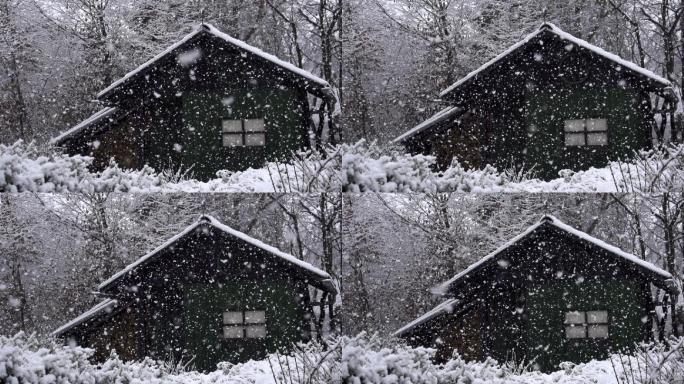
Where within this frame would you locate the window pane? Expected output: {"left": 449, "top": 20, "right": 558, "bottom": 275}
{"left": 222, "top": 120, "right": 243, "bottom": 133}
{"left": 245, "top": 133, "right": 265, "bottom": 146}
{"left": 223, "top": 133, "right": 243, "bottom": 147}
{"left": 564, "top": 311, "right": 585, "bottom": 324}
{"left": 245, "top": 325, "right": 267, "bottom": 338}
{"left": 587, "top": 311, "right": 608, "bottom": 324}
{"left": 587, "top": 132, "right": 608, "bottom": 146}
{"left": 565, "top": 325, "right": 586, "bottom": 339}
{"left": 586, "top": 119, "right": 607, "bottom": 132}
{"left": 245, "top": 311, "right": 266, "bottom": 324}
{"left": 223, "top": 326, "right": 244, "bottom": 338}
{"left": 564, "top": 119, "right": 585, "bottom": 132}
{"left": 244, "top": 119, "right": 265, "bottom": 132}
{"left": 565, "top": 132, "right": 585, "bottom": 146}
{"left": 588, "top": 325, "right": 609, "bottom": 338}
{"left": 223, "top": 311, "right": 243, "bottom": 325}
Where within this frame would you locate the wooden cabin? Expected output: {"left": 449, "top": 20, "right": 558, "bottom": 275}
{"left": 395, "top": 215, "right": 678, "bottom": 372}
{"left": 52, "top": 215, "right": 337, "bottom": 372}
{"left": 393, "top": 23, "right": 678, "bottom": 180}
{"left": 51, "top": 24, "right": 335, "bottom": 181}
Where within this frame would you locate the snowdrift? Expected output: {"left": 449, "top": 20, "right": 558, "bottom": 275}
{"left": 0, "top": 332, "right": 626, "bottom": 384}
{"left": 1, "top": 140, "right": 682, "bottom": 193}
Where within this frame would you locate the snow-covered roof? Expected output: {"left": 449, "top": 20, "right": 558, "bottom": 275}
{"left": 438, "top": 215, "right": 674, "bottom": 294}
{"left": 52, "top": 299, "right": 118, "bottom": 337}
{"left": 393, "top": 299, "right": 458, "bottom": 337}
{"left": 440, "top": 22, "right": 671, "bottom": 99}
{"left": 50, "top": 107, "right": 118, "bottom": 146}
{"left": 98, "top": 23, "right": 329, "bottom": 100}
{"left": 98, "top": 215, "right": 335, "bottom": 293}
{"left": 392, "top": 106, "right": 463, "bottom": 144}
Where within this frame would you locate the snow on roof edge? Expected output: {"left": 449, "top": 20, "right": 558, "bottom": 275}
{"left": 50, "top": 107, "right": 118, "bottom": 145}
{"left": 436, "top": 219, "right": 546, "bottom": 293}
{"left": 438, "top": 214, "right": 672, "bottom": 294}
{"left": 98, "top": 215, "right": 334, "bottom": 293}
{"left": 392, "top": 106, "right": 463, "bottom": 144}
{"left": 203, "top": 215, "right": 333, "bottom": 282}
{"left": 439, "top": 22, "right": 670, "bottom": 99}
{"left": 544, "top": 215, "right": 672, "bottom": 279}
{"left": 52, "top": 299, "right": 118, "bottom": 337}
{"left": 393, "top": 298, "right": 458, "bottom": 337}
{"left": 97, "top": 27, "right": 203, "bottom": 99}
{"left": 97, "top": 220, "right": 203, "bottom": 291}
{"left": 98, "top": 23, "right": 329, "bottom": 100}
{"left": 203, "top": 24, "right": 329, "bottom": 88}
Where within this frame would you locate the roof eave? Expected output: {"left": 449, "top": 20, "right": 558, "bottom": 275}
{"left": 393, "top": 106, "right": 464, "bottom": 144}
{"left": 50, "top": 107, "right": 120, "bottom": 147}
{"left": 51, "top": 299, "right": 119, "bottom": 337}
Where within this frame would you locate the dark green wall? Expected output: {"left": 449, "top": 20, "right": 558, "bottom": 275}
{"left": 183, "top": 279, "right": 309, "bottom": 371}
{"left": 181, "top": 86, "right": 308, "bottom": 180}
{"left": 525, "top": 280, "right": 649, "bottom": 370}
{"left": 524, "top": 87, "right": 651, "bottom": 180}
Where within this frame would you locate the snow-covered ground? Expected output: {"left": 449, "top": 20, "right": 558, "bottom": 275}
{"left": 1, "top": 140, "right": 681, "bottom": 193}
{"left": 0, "top": 332, "right": 629, "bottom": 384}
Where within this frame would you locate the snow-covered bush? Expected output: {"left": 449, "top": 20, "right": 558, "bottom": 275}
{"left": 0, "top": 141, "right": 272, "bottom": 193}
{"left": 339, "top": 333, "right": 485, "bottom": 383}
{"left": 0, "top": 141, "right": 94, "bottom": 193}
{"left": 0, "top": 332, "right": 275, "bottom": 383}
{"left": 609, "top": 145, "right": 684, "bottom": 193}
{"left": 2, "top": 140, "right": 683, "bottom": 193}
{"left": 0, "top": 332, "right": 632, "bottom": 383}
{"left": 610, "top": 337, "right": 684, "bottom": 384}
{"left": 267, "top": 147, "right": 343, "bottom": 192}
{"left": 0, "top": 332, "right": 98, "bottom": 383}
{"left": 268, "top": 333, "right": 621, "bottom": 384}
{"left": 0, "top": 141, "right": 169, "bottom": 193}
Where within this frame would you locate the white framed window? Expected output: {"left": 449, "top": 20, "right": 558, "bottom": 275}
{"left": 564, "top": 310, "right": 609, "bottom": 339}
{"left": 563, "top": 118, "right": 608, "bottom": 147}
{"left": 222, "top": 119, "right": 266, "bottom": 147}
{"left": 222, "top": 310, "right": 266, "bottom": 339}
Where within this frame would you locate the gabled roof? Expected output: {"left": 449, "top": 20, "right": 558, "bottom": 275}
{"left": 440, "top": 22, "right": 671, "bottom": 99}
{"left": 97, "top": 23, "right": 330, "bottom": 101}
{"left": 51, "top": 299, "right": 119, "bottom": 337}
{"left": 50, "top": 107, "right": 121, "bottom": 146}
{"left": 437, "top": 215, "right": 675, "bottom": 295}
{"left": 392, "top": 106, "right": 463, "bottom": 144}
{"left": 98, "top": 215, "right": 336, "bottom": 293}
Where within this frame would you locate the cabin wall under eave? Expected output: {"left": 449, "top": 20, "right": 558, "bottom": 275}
{"left": 80, "top": 308, "right": 138, "bottom": 362}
